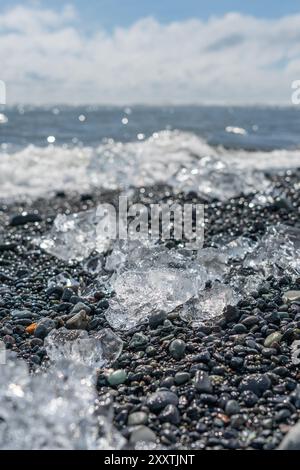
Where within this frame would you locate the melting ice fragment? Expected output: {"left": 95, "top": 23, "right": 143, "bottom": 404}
{"left": 48, "top": 271, "right": 79, "bottom": 290}
{"left": 40, "top": 208, "right": 114, "bottom": 262}
{"left": 222, "top": 236, "right": 255, "bottom": 260}
{"left": 180, "top": 283, "right": 237, "bottom": 325}
{"left": 45, "top": 327, "right": 123, "bottom": 367}
{"left": 230, "top": 273, "right": 265, "bottom": 298}
{"left": 197, "top": 248, "right": 229, "bottom": 281}
{"left": 0, "top": 357, "right": 125, "bottom": 450}
{"left": 105, "top": 247, "right": 207, "bottom": 330}
{"left": 244, "top": 224, "right": 300, "bottom": 276}
{"left": 172, "top": 155, "right": 270, "bottom": 201}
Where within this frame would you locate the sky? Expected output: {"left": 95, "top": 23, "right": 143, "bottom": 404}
{"left": 0, "top": 0, "right": 300, "bottom": 104}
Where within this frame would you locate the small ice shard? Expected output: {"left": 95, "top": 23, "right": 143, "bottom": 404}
{"left": 104, "top": 247, "right": 207, "bottom": 330}
{"left": 244, "top": 224, "right": 300, "bottom": 277}
{"left": 210, "top": 234, "right": 255, "bottom": 261}
{"left": 40, "top": 208, "right": 113, "bottom": 262}
{"left": 48, "top": 272, "right": 79, "bottom": 290}
{"left": 45, "top": 327, "right": 123, "bottom": 367}
{"left": 230, "top": 273, "right": 264, "bottom": 298}
{"left": 0, "top": 356, "right": 125, "bottom": 450}
{"left": 197, "top": 248, "right": 229, "bottom": 280}
{"left": 180, "top": 283, "right": 236, "bottom": 326}
{"left": 222, "top": 236, "right": 255, "bottom": 260}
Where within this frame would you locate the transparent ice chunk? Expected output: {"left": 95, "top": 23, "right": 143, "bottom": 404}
{"left": 0, "top": 356, "right": 125, "bottom": 450}
{"left": 180, "top": 283, "right": 237, "bottom": 325}
{"left": 104, "top": 247, "right": 207, "bottom": 330}
{"left": 40, "top": 209, "right": 113, "bottom": 262}
{"left": 197, "top": 247, "right": 229, "bottom": 280}
{"left": 244, "top": 224, "right": 300, "bottom": 277}
{"left": 230, "top": 273, "right": 265, "bottom": 298}
{"left": 45, "top": 327, "right": 123, "bottom": 367}
{"left": 48, "top": 272, "right": 79, "bottom": 290}
{"left": 172, "top": 155, "right": 270, "bottom": 201}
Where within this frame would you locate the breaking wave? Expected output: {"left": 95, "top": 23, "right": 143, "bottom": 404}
{"left": 0, "top": 130, "right": 299, "bottom": 201}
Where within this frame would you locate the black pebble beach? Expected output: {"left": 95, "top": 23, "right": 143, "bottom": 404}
{"left": 1, "top": 168, "right": 300, "bottom": 450}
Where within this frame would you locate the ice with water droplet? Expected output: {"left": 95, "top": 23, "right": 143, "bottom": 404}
{"left": 45, "top": 327, "right": 123, "bottom": 367}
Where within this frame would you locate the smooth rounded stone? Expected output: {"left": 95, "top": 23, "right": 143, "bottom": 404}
{"left": 31, "top": 354, "right": 41, "bottom": 365}
{"left": 145, "top": 346, "right": 156, "bottom": 356}
{"left": 225, "top": 400, "right": 240, "bottom": 416}
{"left": 107, "top": 369, "right": 127, "bottom": 386}
{"left": 30, "top": 338, "right": 44, "bottom": 348}
{"left": 10, "top": 213, "right": 42, "bottom": 226}
{"left": 282, "top": 291, "right": 300, "bottom": 304}
{"left": 149, "top": 311, "right": 167, "bottom": 329}
{"left": 194, "top": 370, "right": 213, "bottom": 394}
{"left": 241, "top": 315, "right": 259, "bottom": 327}
{"left": 233, "top": 323, "right": 247, "bottom": 334}
{"left": 169, "top": 339, "right": 186, "bottom": 360}
{"left": 223, "top": 305, "right": 240, "bottom": 322}
{"left": 11, "top": 309, "right": 38, "bottom": 320}
{"left": 66, "top": 310, "right": 89, "bottom": 330}
{"left": 146, "top": 390, "right": 179, "bottom": 413}
{"left": 160, "top": 377, "right": 174, "bottom": 388}
{"left": 98, "top": 299, "right": 109, "bottom": 310}
{"left": 0, "top": 242, "right": 17, "bottom": 252}
{"left": 128, "top": 412, "right": 148, "bottom": 426}
{"left": 279, "top": 422, "right": 300, "bottom": 450}
{"left": 34, "top": 318, "right": 56, "bottom": 340}
{"left": 265, "top": 312, "right": 281, "bottom": 323}
{"left": 230, "top": 357, "right": 244, "bottom": 369}
{"left": 194, "top": 350, "right": 211, "bottom": 363}
{"left": 159, "top": 404, "right": 180, "bottom": 425}
{"left": 3, "top": 335, "right": 15, "bottom": 346}
{"left": 174, "top": 372, "right": 190, "bottom": 385}
{"left": 240, "top": 390, "right": 259, "bottom": 407}
{"left": 129, "top": 332, "right": 148, "bottom": 350}
{"left": 273, "top": 366, "right": 288, "bottom": 377}
{"left": 262, "top": 347, "right": 277, "bottom": 358}
{"left": 70, "top": 302, "right": 91, "bottom": 315}
{"left": 46, "top": 286, "right": 64, "bottom": 299}
{"left": 275, "top": 409, "right": 291, "bottom": 423}
{"left": 239, "top": 373, "right": 271, "bottom": 397}
{"left": 129, "top": 426, "right": 156, "bottom": 444}
{"left": 281, "top": 328, "right": 295, "bottom": 343}
{"left": 264, "top": 331, "right": 282, "bottom": 348}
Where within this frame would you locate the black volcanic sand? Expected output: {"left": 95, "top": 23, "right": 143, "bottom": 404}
{"left": 0, "top": 168, "right": 300, "bottom": 450}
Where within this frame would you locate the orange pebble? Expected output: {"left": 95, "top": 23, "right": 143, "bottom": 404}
{"left": 26, "top": 323, "right": 37, "bottom": 334}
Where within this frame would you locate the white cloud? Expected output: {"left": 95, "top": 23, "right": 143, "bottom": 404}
{"left": 0, "top": 5, "right": 300, "bottom": 104}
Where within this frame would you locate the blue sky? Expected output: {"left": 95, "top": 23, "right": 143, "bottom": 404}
{"left": 0, "top": 1, "right": 300, "bottom": 104}
{"left": 1, "top": 0, "right": 300, "bottom": 30}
